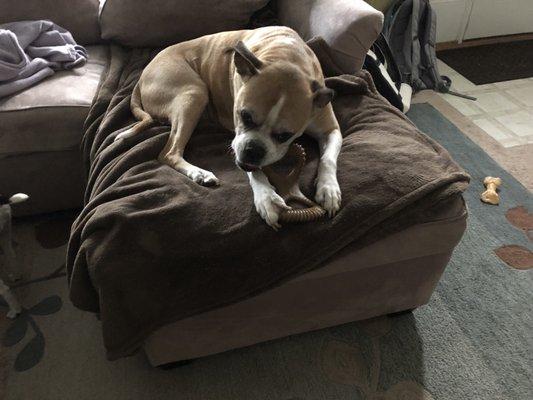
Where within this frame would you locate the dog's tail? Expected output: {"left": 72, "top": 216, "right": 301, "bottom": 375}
{"left": 115, "top": 83, "right": 156, "bottom": 141}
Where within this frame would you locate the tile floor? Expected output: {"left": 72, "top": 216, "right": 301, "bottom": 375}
{"left": 436, "top": 59, "right": 533, "bottom": 148}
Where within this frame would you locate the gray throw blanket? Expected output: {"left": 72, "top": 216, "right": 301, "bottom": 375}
{"left": 0, "top": 20, "right": 87, "bottom": 98}
{"left": 67, "top": 40, "right": 469, "bottom": 360}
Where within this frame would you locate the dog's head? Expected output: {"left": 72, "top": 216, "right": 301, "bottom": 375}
{"left": 229, "top": 41, "right": 334, "bottom": 171}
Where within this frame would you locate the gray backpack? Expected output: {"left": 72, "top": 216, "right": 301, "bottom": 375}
{"left": 383, "top": 0, "right": 475, "bottom": 100}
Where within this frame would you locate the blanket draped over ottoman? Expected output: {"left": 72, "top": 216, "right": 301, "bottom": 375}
{"left": 66, "top": 40, "right": 469, "bottom": 360}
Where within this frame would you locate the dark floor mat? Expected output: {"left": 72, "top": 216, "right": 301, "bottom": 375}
{"left": 437, "top": 40, "right": 533, "bottom": 85}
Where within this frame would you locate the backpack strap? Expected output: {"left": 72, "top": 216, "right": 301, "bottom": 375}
{"left": 372, "top": 33, "right": 403, "bottom": 89}
{"left": 364, "top": 51, "right": 405, "bottom": 111}
{"left": 382, "top": 0, "right": 404, "bottom": 38}
{"left": 410, "top": 0, "right": 425, "bottom": 90}
{"left": 421, "top": 0, "right": 445, "bottom": 91}
{"left": 419, "top": 1, "right": 477, "bottom": 99}
{"left": 386, "top": 0, "right": 412, "bottom": 84}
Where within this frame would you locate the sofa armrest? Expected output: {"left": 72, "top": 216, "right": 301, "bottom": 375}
{"left": 278, "top": 0, "right": 383, "bottom": 74}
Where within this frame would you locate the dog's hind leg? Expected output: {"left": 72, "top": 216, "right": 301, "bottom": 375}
{"left": 158, "top": 75, "right": 218, "bottom": 186}
{"left": 115, "top": 83, "right": 156, "bottom": 141}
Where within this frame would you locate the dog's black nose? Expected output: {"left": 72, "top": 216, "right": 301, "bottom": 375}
{"left": 242, "top": 140, "right": 266, "bottom": 164}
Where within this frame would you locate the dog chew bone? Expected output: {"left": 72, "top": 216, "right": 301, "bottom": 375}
{"left": 481, "top": 176, "right": 502, "bottom": 205}
{"left": 262, "top": 143, "right": 326, "bottom": 223}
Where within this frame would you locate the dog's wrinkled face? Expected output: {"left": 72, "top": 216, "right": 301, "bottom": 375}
{"left": 230, "top": 41, "right": 333, "bottom": 171}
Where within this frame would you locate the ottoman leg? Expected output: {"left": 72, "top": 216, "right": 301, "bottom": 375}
{"left": 157, "top": 359, "right": 195, "bottom": 370}
{"left": 388, "top": 308, "right": 417, "bottom": 317}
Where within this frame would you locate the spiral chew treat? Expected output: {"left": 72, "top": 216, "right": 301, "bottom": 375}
{"left": 262, "top": 143, "right": 326, "bottom": 223}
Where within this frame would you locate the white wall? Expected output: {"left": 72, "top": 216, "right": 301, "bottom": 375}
{"left": 430, "top": 0, "right": 469, "bottom": 42}
{"left": 431, "top": 0, "right": 533, "bottom": 43}
{"left": 464, "top": 0, "right": 533, "bottom": 40}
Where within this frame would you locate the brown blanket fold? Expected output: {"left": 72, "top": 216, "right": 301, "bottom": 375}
{"left": 66, "top": 40, "right": 469, "bottom": 360}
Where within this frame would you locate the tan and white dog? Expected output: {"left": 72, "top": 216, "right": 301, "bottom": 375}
{"left": 116, "top": 26, "right": 342, "bottom": 229}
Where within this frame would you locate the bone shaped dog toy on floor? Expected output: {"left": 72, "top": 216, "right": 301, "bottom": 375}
{"left": 262, "top": 143, "right": 326, "bottom": 224}
{"left": 481, "top": 176, "right": 502, "bottom": 205}
{"left": 0, "top": 193, "right": 28, "bottom": 318}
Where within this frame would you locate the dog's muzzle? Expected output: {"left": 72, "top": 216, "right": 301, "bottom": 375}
{"left": 237, "top": 139, "right": 265, "bottom": 171}
{"left": 237, "top": 161, "right": 260, "bottom": 172}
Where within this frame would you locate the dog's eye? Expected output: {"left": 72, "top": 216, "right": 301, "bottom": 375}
{"left": 240, "top": 109, "right": 256, "bottom": 128}
{"left": 272, "top": 131, "right": 293, "bottom": 143}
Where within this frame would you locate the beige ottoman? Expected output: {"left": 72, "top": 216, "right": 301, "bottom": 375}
{"left": 144, "top": 196, "right": 467, "bottom": 366}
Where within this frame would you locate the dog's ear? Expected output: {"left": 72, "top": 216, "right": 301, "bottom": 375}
{"left": 311, "top": 80, "right": 335, "bottom": 108}
{"left": 231, "top": 41, "right": 263, "bottom": 77}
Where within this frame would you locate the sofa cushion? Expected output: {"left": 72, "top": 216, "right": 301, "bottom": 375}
{"left": 0, "top": 0, "right": 101, "bottom": 45}
{"left": 0, "top": 46, "right": 109, "bottom": 156}
{"left": 278, "top": 0, "right": 384, "bottom": 73}
{"left": 99, "top": 0, "right": 270, "bottom": 47}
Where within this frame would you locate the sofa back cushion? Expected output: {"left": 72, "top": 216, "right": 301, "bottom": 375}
{"left": 278, "top": 0, "right": 383, "bottom": 74}
{"left": 0, "top": 0, "right": 101, "bottom": 45}
{"left": 99, "top": 0, "right": 270, "bottom": 47}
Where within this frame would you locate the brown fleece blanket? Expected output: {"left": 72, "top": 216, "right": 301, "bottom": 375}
{"left": 66, "top": 39, "right": 469, "bottom": 360}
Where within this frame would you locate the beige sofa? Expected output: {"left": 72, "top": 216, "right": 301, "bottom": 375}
{"left": 0, "top": 0, "right": 384, "bottom": 216}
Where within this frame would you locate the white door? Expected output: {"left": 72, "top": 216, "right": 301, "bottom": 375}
{"left": 464, "top": 0, "right": 533, "bottom": 39}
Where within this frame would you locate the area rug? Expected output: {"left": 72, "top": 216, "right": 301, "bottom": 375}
{"left": 1, "top": 103, "right": 531, "bottom": 400}
{"left": 437, "top": 40, "right": 533, "bottom": 85}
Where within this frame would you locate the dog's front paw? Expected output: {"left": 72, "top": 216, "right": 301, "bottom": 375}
{"left": 316, "top": 176, "right": 341, "bottom": 217}
{"left": 254, "top": 190, "right": 291, "bottom": 230}
{"left": 186, "top": 167, "right": 220, "bottom": 187}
